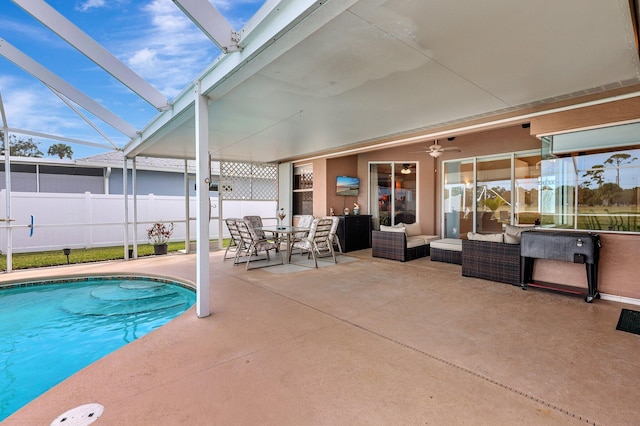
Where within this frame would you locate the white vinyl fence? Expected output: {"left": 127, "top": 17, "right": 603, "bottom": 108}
{"left": 0, "top": 190, "right": 277, "bottom": 253}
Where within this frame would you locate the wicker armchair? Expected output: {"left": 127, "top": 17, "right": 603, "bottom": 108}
{"left": 371, "top": 230, "right": 438, "bottom": 262}
{"left": 461, "top": 239, "right": 521, "bottom": 285}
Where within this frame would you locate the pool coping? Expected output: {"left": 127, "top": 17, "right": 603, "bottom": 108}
{"left": 0, "top": 273, "right": 196, "bottom": 292}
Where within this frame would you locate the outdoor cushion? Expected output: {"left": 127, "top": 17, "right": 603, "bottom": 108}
{"left": 504, "top": 224, "right": 535, "bottom": 244}
{"left": 380, "top": 224, "right": 406, "bottom": 233}
{"left": 406, "top": 235, "right": 439, "bottom": 248}
{"left": 403, "top": 222, "right": 422, "bottom": 237}
{"left": 430, "top": 238, "right": 463, "bottom": 252}
{"left": 467, "top": 232, "right": 504, "bottom": 243}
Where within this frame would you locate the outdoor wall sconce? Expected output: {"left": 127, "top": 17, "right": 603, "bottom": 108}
{"left": 63, "top": 248, "right": 71, "bottom": 264}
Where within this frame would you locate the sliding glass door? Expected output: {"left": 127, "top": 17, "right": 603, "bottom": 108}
{"left": 476, "top": 155, "right": 511, "bottom": 233}
{"left": 443, "top": 150, "right": 541, "bottom": 238}
{"left": 369, "top": 162, "right": 417, "bottom": 227}
{"left": 443, "top": 159, "right": 474, "bottom": 238}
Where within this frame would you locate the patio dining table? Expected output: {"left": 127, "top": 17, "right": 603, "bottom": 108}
{"left": 258, "top": 225, "right": 309, "bottom": 264}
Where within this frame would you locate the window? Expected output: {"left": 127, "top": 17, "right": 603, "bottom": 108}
{"left": 540, "top": 149, "right": 640, "bottom": 232}
{"left": 539, "top": 122, "right": 640, "bottom": 232}
{"left": 293, "top": 164, "right": 313, "bottom": 215}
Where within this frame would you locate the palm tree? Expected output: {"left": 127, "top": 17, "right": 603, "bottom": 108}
{"left": 47, "top": 143, "right": 73, "bottom": 159}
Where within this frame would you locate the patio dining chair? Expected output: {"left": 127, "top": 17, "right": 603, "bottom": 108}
{"left": 243, "top": 215, "right": 266, "bottom": 240}
{"left": 324, "top": 215, "right": 342, "bottom": 254}
{"left": 288, "top": 217, "right": 336, "bottom": 268}
{"left": 287, "top": 214, "right": 314, "bottom": 255}
{"left": 223, "top": 218, "right": 243, "bottom": 261}
{"left": 235, "top": 218, "right": 282, "bottom": 270}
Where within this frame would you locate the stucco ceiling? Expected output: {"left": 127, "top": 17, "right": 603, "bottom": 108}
{"left": 126, "top": 0, "right": 640, "bottom": 163}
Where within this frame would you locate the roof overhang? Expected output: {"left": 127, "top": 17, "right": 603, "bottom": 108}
{"left": 125, "top": 0, "right": 640, "bottom": 162}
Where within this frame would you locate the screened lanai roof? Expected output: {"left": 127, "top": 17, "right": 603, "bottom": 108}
{"left": 3, "top": 0, "right": 640, "bottom": 163}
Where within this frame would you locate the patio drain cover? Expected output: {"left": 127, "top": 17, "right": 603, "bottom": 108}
{"left": 50, "top": 403, "right": 104, "bottom": 426}
{"left": 616, "top": 309, "right": 640, "bottom": 335}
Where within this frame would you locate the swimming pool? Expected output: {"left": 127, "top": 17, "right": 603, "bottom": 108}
{"left": 0, "top": 276, "right": 196, "bottom": 421}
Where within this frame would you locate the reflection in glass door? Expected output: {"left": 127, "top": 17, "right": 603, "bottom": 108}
{"left": 514, "top": 153, "right": 541, "bottom": 225}
{"left": 476, "top": 156, "right": 511, "bottom": 233}
{"left": 370, "top": 163, "right": 392, "bottom": 227}
{"left": 443, "top": 150, "right": 541, "bottom": 238}
{"left": 394, "top": 163, "right": 417, "bottom": 224}
{"left": 369, "top": 162, "right": 417, "bottom": 227}
{"left": 443, "top": 160, "right": 474, "bottom": 238}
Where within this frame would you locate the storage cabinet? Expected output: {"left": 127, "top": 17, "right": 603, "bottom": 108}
{"left": 336, "top": 215, "right": 372, "bottom": 252}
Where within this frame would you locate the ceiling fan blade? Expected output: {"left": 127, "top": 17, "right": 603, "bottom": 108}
{"left": 441, "top": 147, "right": 461, "bottom": 151}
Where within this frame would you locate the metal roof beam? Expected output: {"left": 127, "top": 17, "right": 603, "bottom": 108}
{"left": 12, "top": 0, "right": 171, "bottom": 111}
{"left": 7, "top": 127, "right": 115, "bottom": 150}
{"left": 172, "top": 0, "right": 242, "bottom": 53}
{"left": 48, "top": 88, "right": 120, "bottom": 150}
{"left": 0, "top": 38, "right": 138, "bottom": 138}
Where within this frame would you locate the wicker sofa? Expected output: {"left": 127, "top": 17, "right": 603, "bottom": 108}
{"left": 371, "top": 222, "right": 439, "bottom": 262}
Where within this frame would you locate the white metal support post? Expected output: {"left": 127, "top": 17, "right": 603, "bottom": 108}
{"left": 123, "top": 156, "right": 129, "bottom": 259}
{"left": 131, "top": 157, "right": 137, "bottom": 259}
{"left": 2, "top": 129, "right": 11, "bottom": 273}
{"left": 217, "top": 167, "right": 223, "bottom": 250}
{"left": 184, "top": 159, "right": 191, "bottom": 254}
{"left": 195, "top": 80, "right": 211, "bottom": 318}
{"left": 0, "top": 93, "right": 13, "bottom": 272}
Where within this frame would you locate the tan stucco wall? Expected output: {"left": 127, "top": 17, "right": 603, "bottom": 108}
{"left": 531, "top": 95, "right": 640, "bottom": 136}
{"left": 326, "top": 156, "right": 360, "bottom": 216}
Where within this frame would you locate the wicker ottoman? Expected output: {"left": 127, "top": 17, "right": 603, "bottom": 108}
{"left": 430, "top": 239, "right": 462, "bottom": 264}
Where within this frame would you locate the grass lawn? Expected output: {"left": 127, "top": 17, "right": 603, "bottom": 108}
{"left": 0, "top": 240, "right": 225, "bottom": 271}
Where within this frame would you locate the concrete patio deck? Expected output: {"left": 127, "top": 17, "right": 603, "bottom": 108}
{"left": 2, "top": 249, "right": 639, "bottom": 425}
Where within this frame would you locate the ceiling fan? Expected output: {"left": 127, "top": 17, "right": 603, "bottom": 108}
{"left": 411, "top": 140, "right": 461, "bottom": 158}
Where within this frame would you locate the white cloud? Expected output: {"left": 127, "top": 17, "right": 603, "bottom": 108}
{"left": 115, "top": 0, "right": 218, "bottom": 98}
{"left": 0, "top": 75, "right": 128, "bottom": 155}
{"left": 210, "top": 0, "right": 233, "bottom": 10}
{"left": 77, "top": 0, "right": 107, "bottom": 12}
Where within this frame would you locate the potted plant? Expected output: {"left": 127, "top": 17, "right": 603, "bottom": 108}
{"left": 147, "top": 221, "right": 174, "bottom": 255}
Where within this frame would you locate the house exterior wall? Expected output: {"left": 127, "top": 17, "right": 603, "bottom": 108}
{"left": 317, "top": 96, "right": 640, "bottom": 301}
{"left": 109, "top": 169, "right": 197, "bottom": 196}
{"left": 530, "top": 95, "right": 640, "bottom": 136}
{"left": 0, "top": 169, "right": 103, "bottom": 194}
{"left": 39, "top": 174, "right": 104, "bottom": 194}
{"left": 326, "top": 155, "right": 359, "bottom": 216}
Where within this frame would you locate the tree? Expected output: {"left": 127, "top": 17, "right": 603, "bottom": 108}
{"left": 581, "top": 164, "right": 605, "bottom": 188}
{"left": 604, "top": 153, "right": 638, "bottom": 186}
{"left": 47, "top": 143, "right": 73, "bottom": 159}
{"left": 0, "top": 134, "right": 44, "bottom": 157}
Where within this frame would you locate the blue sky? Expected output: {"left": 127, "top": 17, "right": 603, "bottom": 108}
{"left": 0, "top": 0, "right": 266, "bottom": 159}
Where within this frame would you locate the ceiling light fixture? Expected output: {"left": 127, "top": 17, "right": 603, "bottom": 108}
{"left": 401, "top": 164, "right": 411, "bottom": 174}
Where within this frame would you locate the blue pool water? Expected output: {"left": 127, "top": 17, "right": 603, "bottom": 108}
{"left": 0, "top": 277, "right": 195, "bottom": 421}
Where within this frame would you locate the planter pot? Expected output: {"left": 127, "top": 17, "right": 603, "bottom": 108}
{"left": 153, "top": 243, "right": 168, "bottom": 255}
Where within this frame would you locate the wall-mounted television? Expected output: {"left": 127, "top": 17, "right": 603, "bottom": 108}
{"left": 336, "top": 176, "right": 359, "bottom": 196}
